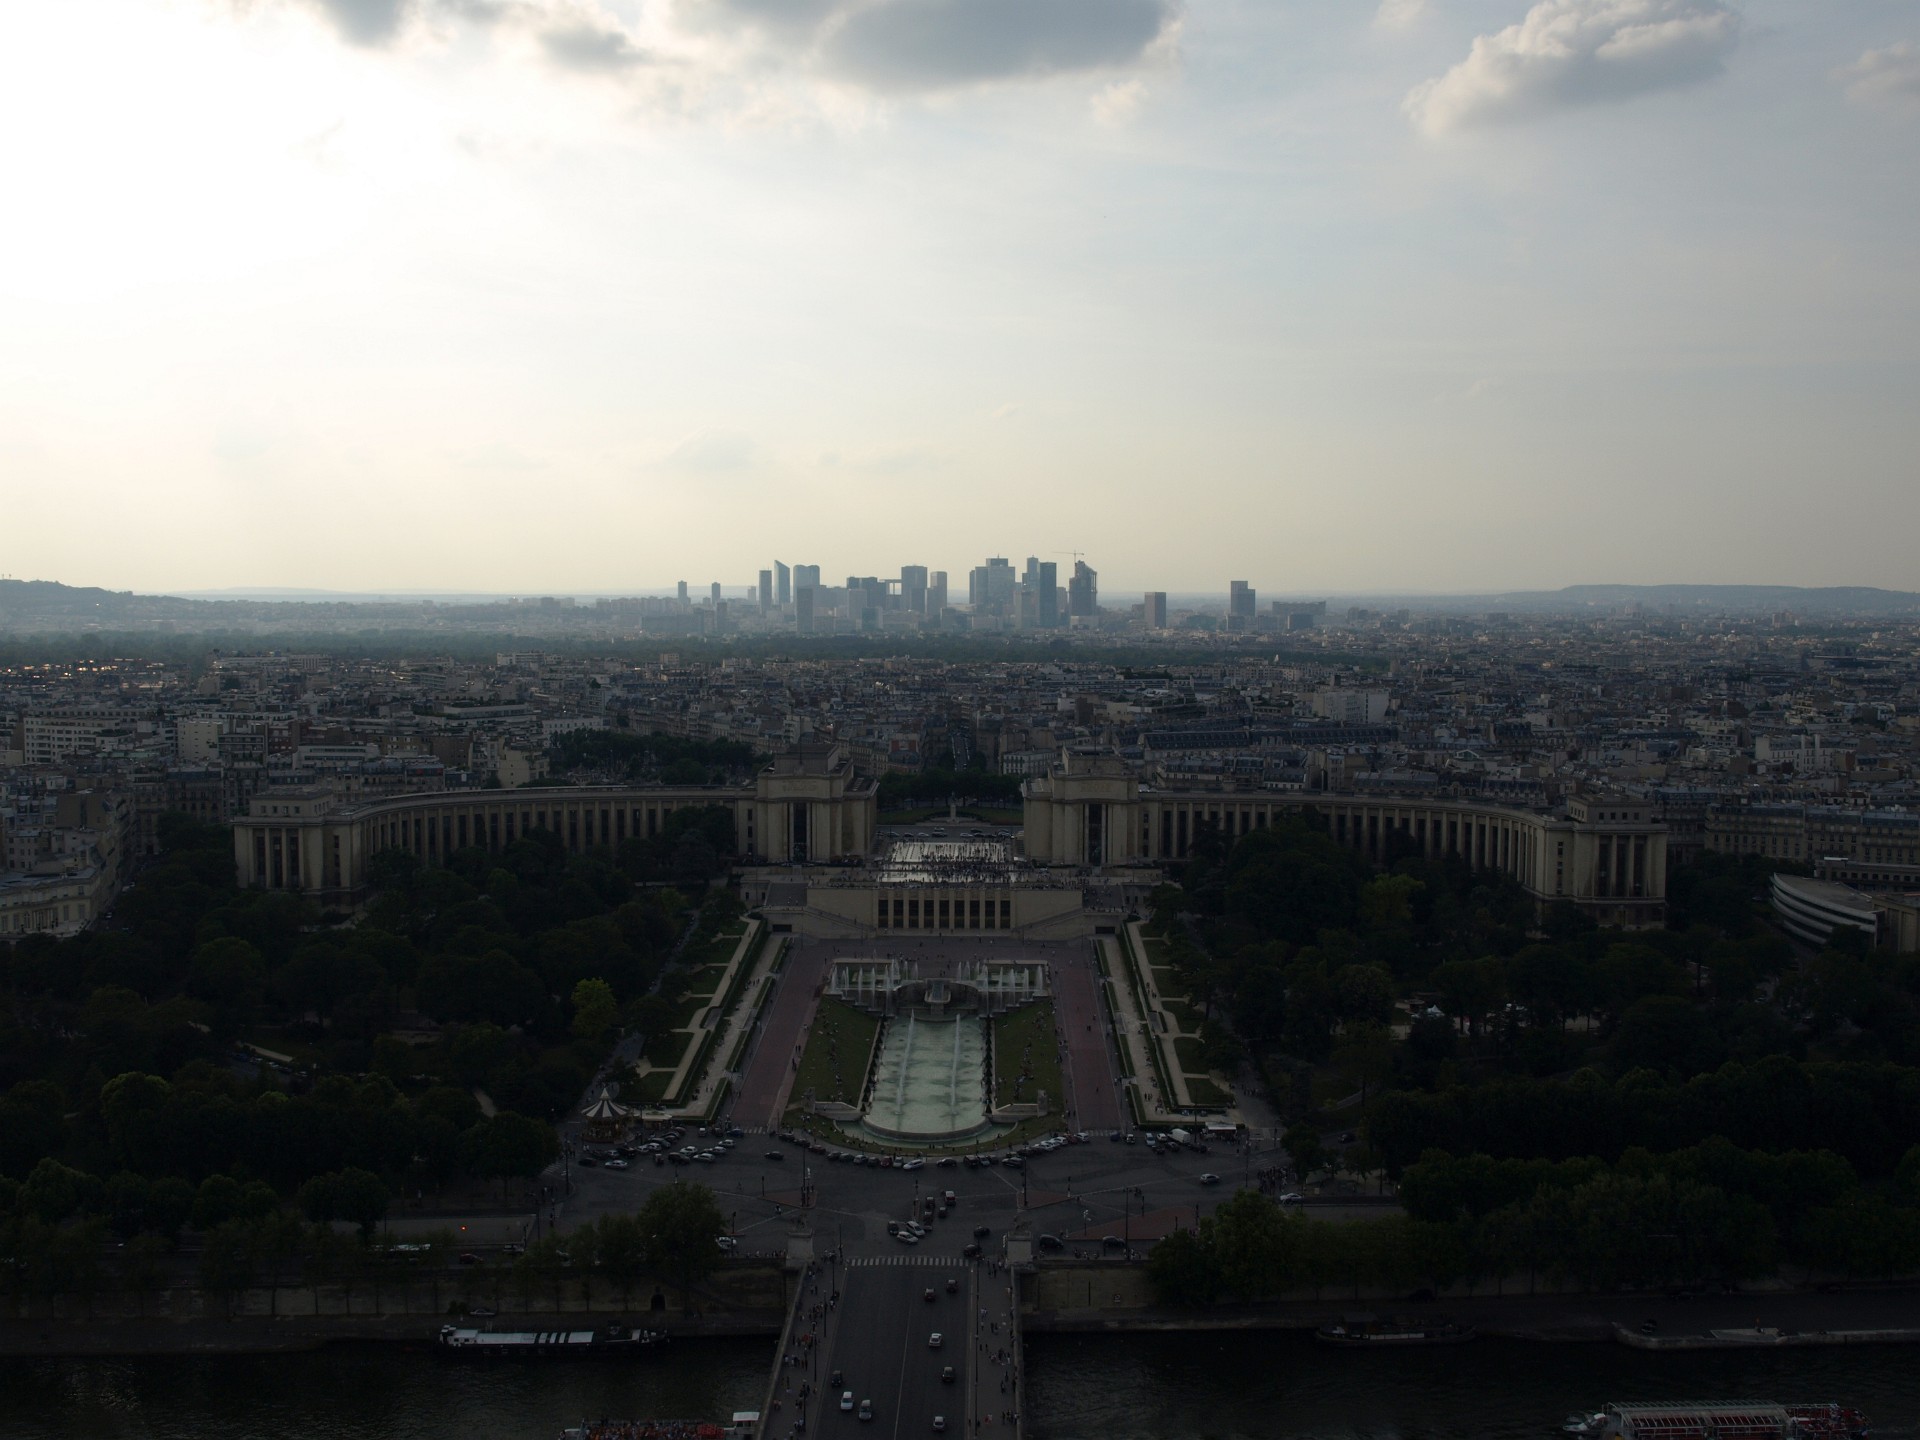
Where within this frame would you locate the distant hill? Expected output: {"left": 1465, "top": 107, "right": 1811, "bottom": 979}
{"left": 5, "top": 576, "right": 1919, "bottom": 636}
{"left": 1381, "top": 584, "right": 1920, "bottom": 616}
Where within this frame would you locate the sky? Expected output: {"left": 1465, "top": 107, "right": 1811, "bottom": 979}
{"left": 1, "top": 0, "right": 1916, "bottom": 598}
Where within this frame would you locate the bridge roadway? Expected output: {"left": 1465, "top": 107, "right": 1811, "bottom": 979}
{"left": 805, "top": 1253, "right": 979, "bottom": 1440}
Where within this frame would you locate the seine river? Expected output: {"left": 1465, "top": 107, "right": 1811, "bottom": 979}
{"left": 5, "top": 1334, "right": 1917, "bottom": 1440}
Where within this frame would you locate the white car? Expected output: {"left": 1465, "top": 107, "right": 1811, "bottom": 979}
{"left": 896, "top": 1230, "right": 920, "bottom": 1246}
{"left": 933, "top": 1419, "right": 947, "bottom": 1433}
{"left": 928, "top": 1332, "right": 943, "bottom": 1348}
{"left": 841, "top": 1392, "right": 855, "bottom": 1412}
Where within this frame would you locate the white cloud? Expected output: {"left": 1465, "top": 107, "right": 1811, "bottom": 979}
{"left": 1373, "top": 0, "right": 1427, "bottom": 34}
{"left": 1837, "top": 42, "right": 1920, "bottom": 116}
{"left": 1405, "top": 0, "right": 1742, "bottom": 135}
{"left": 661, "top": 429, "right": 757, "bottom": 472}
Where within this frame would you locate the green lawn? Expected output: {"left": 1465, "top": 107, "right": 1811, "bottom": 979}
{"left": 1185, "top": 1076, "right": 1233, "bottom": 1107}
{"left": 631, "top": 1068, "right": 675, "bottom": 1103}
{"left": 1161, "top": 999, "right": 1201, "bottom": 1033}
{"left": 991, "top": 1000, "right": 1063, "bottom": 1111}
{"left": 643, "top": 1028, "right": 692, "bottom": 1068}
{"left": 789, "top": 998, "right": 880, "bottom": 1109}
{"left": 1173, "top": 1035, "right": 1210, "bottom": 1073}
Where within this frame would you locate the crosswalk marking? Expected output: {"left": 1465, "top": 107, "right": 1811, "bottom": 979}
{"left": 847, "top": 1254, "right": 966, "bottom": 1268}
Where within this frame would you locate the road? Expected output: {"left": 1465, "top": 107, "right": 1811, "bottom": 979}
{"left": 1046, "top": 951, "right": 1123, "bottom": 1131}
{"left": 798, "top": 1260, "right": 974, "bottom": 1440}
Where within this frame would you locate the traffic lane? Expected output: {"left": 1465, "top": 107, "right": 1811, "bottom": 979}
{"left": 814, "top": 1268, "right": 968, "bottom": 1440}
{"left": 1048, "top": 954, "right": 1122, "bottom": 1131}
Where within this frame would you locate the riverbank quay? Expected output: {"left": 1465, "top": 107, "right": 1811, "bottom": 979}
{"left": 0, "top": 1262, "right": 792, "bottom": 1357}
{"left": 0, "top": 1310, "right": 784, "bottom": 1358}
{"left": 1022, "top": 1281, "right": 1920, "bottom": 1347}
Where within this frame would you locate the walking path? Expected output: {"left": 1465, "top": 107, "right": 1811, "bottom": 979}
{"left": 733, "top": 940, "right": 833, "bottom": 1129}
{"left": 1097, "top": 936, "right": 1196, "bottom": 1124}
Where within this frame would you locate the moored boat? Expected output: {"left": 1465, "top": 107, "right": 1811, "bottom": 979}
{"left": 437, "top": 1321, "right": 666, "bottom": 1358}
{"left": 1555, "top": 1401, "right": 1869, "bottom": 1440}
{"left": 1315, "top": 1314, "right": 1475, "bottom": 1345}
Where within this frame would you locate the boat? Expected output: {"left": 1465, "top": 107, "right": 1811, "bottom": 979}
{"left": 436, "top": 1321, "right": 667, "bottom": 1358}
{"left": 1314, "top": 1314, "right": 1475, "bottom": 1345}
{"left": 1556, "top": 1402, "right": 1870, "bottom": 1440}
{"left": 561, "top": 1414, "right": 759, "bottom": 1440}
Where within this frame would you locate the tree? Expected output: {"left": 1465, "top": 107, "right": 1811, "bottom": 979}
{"left": 589, "top": 1213, "right": 649, "bottom": 1306}
{"left": 298, "top": 1167, "right": 391, "bottom": 1239}
{"left": 1146, "top": 1225, "right": 1220, "bottom": 1306}
{"left": 118, "top": 1232, "right": 169, "bottom": 1315}
{"left": 638, "top": 1180, "right": 725, "bottom": 1305}
{"left": 199, "top": 1218, "right": 258, "bottom": 1315}
{"left": 465, "top": 1112, "right": 559, "bottom": 1206}
{"left": 571, "top": 978, "right": 619, "bottom": 1043}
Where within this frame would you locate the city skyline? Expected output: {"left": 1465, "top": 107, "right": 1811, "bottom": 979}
{"left": 4, "top": 2, "right": 1918, "bottom": 594}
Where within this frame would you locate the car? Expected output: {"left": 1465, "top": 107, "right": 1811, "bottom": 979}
{"left": 941, "top": 1366, "right": 955, "bottom": 1384}
{"left": 962, "top": 1243, "right": 981, "bottom": 1259}
{"left": 935, "top": 1204, "right": 948, "bottom": 1220}
{"left": 945, "top": 1276, "right": 958, "bottom": 1293}
{"left": 728, "top": 1125, "right": 745, "bottom": 1137}
{"left": 720, "top": 1138, "right": 735, "bottom": 1149}
{"left": 902, "top": 1159, "right": 925, "bottom": 1171}
{"left": 766, "top": 1151, "right": 786, "bottom": 1161}
{"left": 907, "top": 1221, "right": 927, "bottom": 1237}
{"left": 653, "top": 1154, "right": 666, "bottom": 1166}
{"left": 1037, "top": 1234, "right": 1063, "bottom": 1251}
{"left": 896, "top": 1230, "right": 920, "bottom": 1246}
{"left": 972, "top": 1225, "right": 990, "bottom": 1239}
{"left": 928, "top": 1332, "right": 943, "bottom": 1348}
{"left": 831, "top": 1370, "right": 843, "bottom": 1387}
{"left": 1125, "top": 1132, "right": 1137, "bottom": 1145}
{"left": 937, "top": 1157, "right": 958, "bottom": 1168}
{"left": 942, "top": 1190, "right": 956, "bottom": 1205}
{"left": 1108, "top": 1130, "right": 1123, "bottom": 1142}
{"left": 933, "top": 1418, "right": 946, "bottom": 1433}
{"left": 457, "top": 1251, "right": 481, "bottom": 1265}
{"left": 1003, "top": 1156, "right": 1023, "bottom": 1169}
{"left": 576, "top": 1155, "right": 598, "bottom": 1167}
{"left": 468, "top": 1306, "right": 498, "bottom": 1318}
{"left": 1198, "top": 1173, "right": 1221, "bottom": 1185}
{"left": 695, "top": 1152, "right": 716, "bottom": 1163}
{"left": 604, "top": 1158, "right": 629, "bottom": 1170}
{"left": 924, "top": 1287, "right": 936, "bottom": 1302}
{"left": 1101, "top": 1235, "right": 1125, "bottom": 1250}
{"left": 841, "top": 1392, "right": 855, "bottom": 1412}
{"left": 500, "top": 1243, "right": 524, "bottom": 1256}
{"left": 715, "top": 1236, "right": 737, "bottom": 1251}
{"left": 1278, "top": 1192, "right": 1305, "bottom": 1205}
{"left": 858, "top": 1399, "right": 874, "bottom": 1422}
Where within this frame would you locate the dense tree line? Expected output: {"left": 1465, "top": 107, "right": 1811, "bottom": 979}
{"left": 0, "top": 803, "right": 741, "bottom": 1294}
{"left": 1148, "top": 807, "right": 1920, "bottom": 1292}
{"left": 876, "top": 764, "right": 1023, "bottom": 811}
{"left": 549, "top": 729, "right": 759, "bottom": 786}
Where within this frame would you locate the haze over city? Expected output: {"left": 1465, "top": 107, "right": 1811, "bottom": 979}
{"left": 4, "top": 0, "right": 1918, "bottom": 595}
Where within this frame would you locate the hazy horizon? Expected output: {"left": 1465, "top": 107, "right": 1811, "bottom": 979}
{"left": 4, "top": 1, "right": 1916, "bottom": 594}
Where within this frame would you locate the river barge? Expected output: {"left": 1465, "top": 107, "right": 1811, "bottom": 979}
{"left": 437, "top": 1322, "right": 666, "bottom": 1358}
{"left": 1560, "top": 1402, "right": 1870, "bottom": 1440}
{"left": 561, "top": 1414, "right": 759, "bottom": 1440}
{"left": 1315, "top": 1315, "right": 1475, "bottom": 1346}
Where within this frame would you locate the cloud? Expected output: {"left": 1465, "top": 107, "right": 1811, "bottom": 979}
{"left": 308, "top": 0, "right": 414, "bottom": 46}
{"left": 541, "top": 19, "right": 650, "bottom": 73}
{"left": 1405, "top": 0, "right": 1742, "bottom": 134}
{"left": 1837, "top": 42, "right": 1920, "bottom": 116}
{"left": 1373, "top": 0, "right": 1427, "bottom": 34}
{"left": 662, "top": 429, "right": 757, "bottom": 472}
{"left": 820, "top": 0, "right": 1177, "bottom": 92}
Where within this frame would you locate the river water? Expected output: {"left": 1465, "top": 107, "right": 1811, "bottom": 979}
{"left": 4, "top": 1334, "right": 1916, "bottom": 1440}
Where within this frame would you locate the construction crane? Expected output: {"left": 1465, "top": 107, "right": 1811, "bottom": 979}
{"left": 1054, "top": 550, "right": 1086, "bottom": 564}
